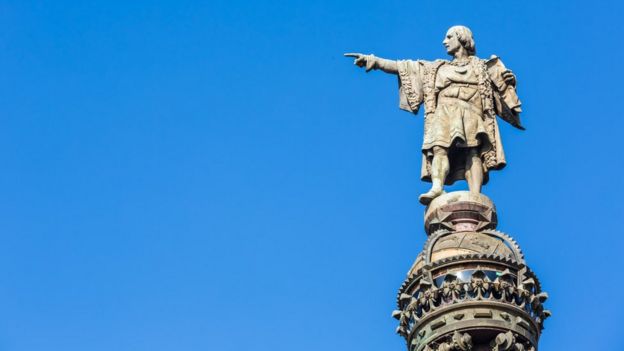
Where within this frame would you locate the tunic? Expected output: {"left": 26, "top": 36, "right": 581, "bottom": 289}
{"left": 424, "top": 63, "right": 487, "bottom": 150}
{"left": 396, "top": 56, "right": 517, "bottom": 185}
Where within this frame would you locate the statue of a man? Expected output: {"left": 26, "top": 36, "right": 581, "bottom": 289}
{"left": 345, "top": 26, "right": 524, "bottom": 205}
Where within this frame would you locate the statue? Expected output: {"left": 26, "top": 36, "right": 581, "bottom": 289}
{"left": 345, "top": 25, "right": 523, "bottom": 205}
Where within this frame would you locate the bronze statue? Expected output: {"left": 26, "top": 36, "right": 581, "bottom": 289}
{"left": 345, "top": 25, "right": 523, "bottom": 205}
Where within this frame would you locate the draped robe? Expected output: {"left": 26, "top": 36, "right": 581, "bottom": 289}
{"left": 396, "top": 56, "right": 522, "bottom": 185}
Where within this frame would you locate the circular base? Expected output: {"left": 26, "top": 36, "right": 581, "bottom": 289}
{"left": 424, "top": 191, "right": 497, "bottom": 235}
{"left": 408, "top": 302, "right": 538, "bottom": 351}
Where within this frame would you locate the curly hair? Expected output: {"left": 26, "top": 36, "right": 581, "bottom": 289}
{"left": 449, "top": 25, "right": 476, "bottom": 56}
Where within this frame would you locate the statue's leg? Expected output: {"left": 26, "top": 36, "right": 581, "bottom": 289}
{"left": 419, "top": 146, "right": 448, "bottom": 205}
{"left": 431, "top": 146, "right": 450, "bottom": 189}
{"left": 464, "top": 147, "right": 483, "bottom": 194}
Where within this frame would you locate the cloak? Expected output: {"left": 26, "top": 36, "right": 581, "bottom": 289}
{"left": 396, "top": 57, "right": 521, "bottom": 185}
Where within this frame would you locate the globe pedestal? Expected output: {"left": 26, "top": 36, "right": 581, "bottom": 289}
{"left": 393, "top": 192, "right": 549, "bottom": 351}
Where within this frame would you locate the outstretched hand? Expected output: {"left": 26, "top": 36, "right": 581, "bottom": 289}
{"left": 344, "top": 53, "right": 376, "bottom": 72}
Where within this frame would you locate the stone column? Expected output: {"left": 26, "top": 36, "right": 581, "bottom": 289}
{"left": 393, "top": 191, "right": 550, "bottom": 351}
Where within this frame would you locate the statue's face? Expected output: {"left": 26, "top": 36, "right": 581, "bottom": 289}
{"left": 443, "top": 29, "right": 461, "bottom": 55}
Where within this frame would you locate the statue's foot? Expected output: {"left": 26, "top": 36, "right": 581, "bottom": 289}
{"left": 419, "top": 188, "right": 444, "bottom": 205}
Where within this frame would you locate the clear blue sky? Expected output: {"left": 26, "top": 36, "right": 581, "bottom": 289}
{"left": 0, "top": 1, "right": 621, "bottom": 350}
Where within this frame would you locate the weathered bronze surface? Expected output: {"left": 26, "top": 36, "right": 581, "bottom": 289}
{"left": 346, "top": 26, "right": 522, "bottom": 205}
{"left": 345, "top": 26, "right": 549, "bottom": 351}
{"left": 395, "top": 192, "right": 549, "bottom": 351}
{"left": 424, "top": 191, "right": 497, "bottom": 235}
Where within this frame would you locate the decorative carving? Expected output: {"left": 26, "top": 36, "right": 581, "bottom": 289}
{"left": 469, "top": 271, "right": 490, "bottom": 299}
{"left": 492, "top": 270, "right": 515, "bottom": 302}
{"left": 436, "top": 332, "right": 473, "bottom": 351}
{"left": 419, "top": 226, "right": 524, "bottom": 269}
{"left": 424, "top": 192, "right": 497, "bottom": 234}
{"left": 490, "top": 331, "right": 535, "bottom": 351}
{"left": 441, "top": 275, "right": 463, "bottom": 302}
{"left": 395, "top": 268, "right": 549, "bottom": 337}
{"left": 469, "top": 237, "right": 491, "bottom": 250}
{"left": 490, "top": 331, "right": 515, "bottom": 351}
{"left": 418, "top": 282, "right": 439, "bottom": 312}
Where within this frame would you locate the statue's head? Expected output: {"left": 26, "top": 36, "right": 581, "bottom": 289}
{"left": 443, "top": 25, "right": 476, "bottom": 57}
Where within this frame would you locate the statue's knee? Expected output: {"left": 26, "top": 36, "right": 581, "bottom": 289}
{"left": 433, "top": 146, "right": 447, "bottom": 156}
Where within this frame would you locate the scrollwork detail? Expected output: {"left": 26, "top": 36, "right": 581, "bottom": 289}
{"left": 490, "top": 331, "right": 535, "bottom": 351}
{"left": 436, "top": 332, "right": 473, "bottom": 351}
{"left": 395, "top": 269, "right": 550, "bottom": 336}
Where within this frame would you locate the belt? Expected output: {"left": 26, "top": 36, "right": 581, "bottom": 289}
{"left": 445, "top": 83, "right": 478, "bottom": 88}
{"left": 437, "top": 96, "right": 484, "bottom": 114}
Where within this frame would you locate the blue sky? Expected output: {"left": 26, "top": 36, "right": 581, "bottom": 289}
{"left": 0, "top": 1, "right": 621, "bottom": 350}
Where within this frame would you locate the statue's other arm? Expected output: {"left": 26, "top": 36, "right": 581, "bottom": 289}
{"left": 486, "top": 56, "right": 524, "bottom": 130}
{"left": 344, "top": 53, "right": 398, "bottom": 74}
